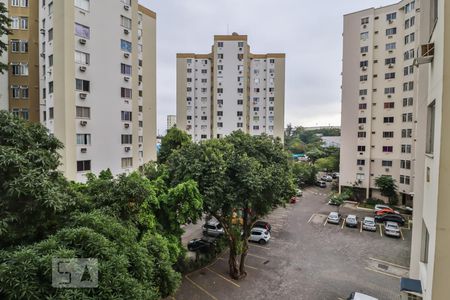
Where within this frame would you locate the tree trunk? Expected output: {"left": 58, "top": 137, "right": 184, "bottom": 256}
{"left": 228, "top": 242, "right": 240, "bottom": 280}
{"left": 238, "top": 241, "right": 248, "bottom": 278}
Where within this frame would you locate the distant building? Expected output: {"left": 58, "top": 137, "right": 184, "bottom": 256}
{"left": 176, "top": 33, "right": 285, "bottom": 142}
{"left": 321, "top": 136, "right": 341, "bottom": 148}
{"left": 303, "top": 126, "right": 340, "bottom": 131}
{"left": 167, "top": 115, "right": 176, "bottom": 131}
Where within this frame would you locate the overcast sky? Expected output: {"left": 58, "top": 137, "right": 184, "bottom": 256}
{"left": 140, "top": 0, "right": 397, "bottom": 134}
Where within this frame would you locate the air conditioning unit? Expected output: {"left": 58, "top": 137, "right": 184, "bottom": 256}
{"left": 80, "top": 120, "right": 87, "bottom": 126}
{"left": 124, "top": 123, "right": 130, "bottom": 128}
{"left": 385, "top": 168, "right": 390, "bottom": 172}
{"left": 124, "top": 5, "right": 130, "bottom": 10}
{"left": 388, "top": 63, "right": 394, "bottom": 68}
{"left": 124, "top": 76, "right": 130, "bottom": 82}
{"left": 80, "top": 148, "right": 87, "bottom": 153}
{"left": 414, "top": 43, "right": 435, "bottom": 66}
{"left": 124, "top": 29, "right": 129, "bottom": 35}
{"left": 40, "top": 28, "right": 45, "bottom": 34}
{"left": 79, "top": 38, "right": 87, "bottom": 45}
{"left": 362, "top": 66, "right": 367, "bottom": 71}
{"left": 359, "top": 167, "right": 363, "bottom": 171}
{"left": 79, "top": 65, "right": 87, "bottom": 72}
{"left": 389, "top": 19, "right": 393, "bottom": 24}
{"left": 359, "top": 125, "right": 364, "bottom": 130}
{"left": 124, "top": 147, "right": 131, "bottom": 152}
{"left": 363, "top": 24, "right": 367, "bottom": 29}
{"left": 79, "top": 93, "right": 87, "bottom": 99}
{"left": 361, "top": 96, "right": 365, "bottom": 100}
{"left": 388, "top": 95, "right": 392, "bottom": 98}
{"left": 40, "top": 53, "right": 45, "bottom": 58}
{"left": 124, "top": 52, "right": 130, "bottom": 58}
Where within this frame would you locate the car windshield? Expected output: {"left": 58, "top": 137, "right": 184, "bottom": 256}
{"left": 365, "top": 220, "right": 374, "bottom": 224}
{"left": 387, "top": 224, "right": 398, "bottom": 229}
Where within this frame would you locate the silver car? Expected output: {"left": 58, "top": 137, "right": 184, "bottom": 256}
{"left": 345, "top": 215, "right": 358, "bottom": 228}
{"left": 362, "top": 217, "right": 377, "bottom": 231}
{"left": 202, "top": 221, "right": 224, "bottom": 237}
{"left": 327, "top": 212, "right": 341, "bottom": 224}
{"left": 384, "top": 221, "right": 401, "bottom": 238}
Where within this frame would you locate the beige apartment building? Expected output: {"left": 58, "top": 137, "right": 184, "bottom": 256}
{"left": 38, "top": 0, "right": 157, "bottom": 181}
{"left": 167, "top": 114, "right": 176, "bottom": 131}
{"left": 403, "top": 0, "right": 450, "bottom": 299}
{"left": 0, "top": 0, "right": 40, "bottom": 122}
{"left": 176, "top": 33, "right": 285, "bottom": 142}
{"left": 340, "top": 0, "right": 420, "bottom": 204}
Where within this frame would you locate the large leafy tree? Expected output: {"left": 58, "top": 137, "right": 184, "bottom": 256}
{"left": 292, "top": 162, "right": 317, "bottom": 186}
{"left": 167, "top": 131, "right": 295, "bottom": 279}
{"left": 375, "top": 175, "right": 398, "bottom": 205}
{"left": 158, "top": 127, "right": 191, "bottom": 164}
{"left": 0, "top": 2, "right": 11, "bottom": 74}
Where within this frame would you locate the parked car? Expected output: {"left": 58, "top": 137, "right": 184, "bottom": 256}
{"left": 347, "top": 291, "right": 378, "bottom": 300}
{"left": 253, "top": 220, "right": 271, "bottom": 232}
{"left": 248, "top": 227, "right": 270, "bottom": 245}
{"left": 374, "top": 213, "right": 406, "bottom": 226}
{"left": 316, "top": 180, "right": 327, "bottom": 188}
{"left": 332, "top": 172, "right": 340, "bottom": 179}
{"left": 345, "top": 215, "right": 358, "bottom": 228}
{"left": 296, "top": 188, "right": 303, "bottom": 197}
{"left": 187, "top": 237, "right": 216, "bottom": 252}
{"left": 362, "top": 217, "right": 377, "bottom": 231}
{"left": 323, "top": 175, "right": 333, "bottom": 182}
{"left": 384, "top": 221, "right": 401, "bottom": 238}
{"left": 202, "top": 220, "right": 224, "bottom": 237}
{"left": 374, "top": 204, "right": 392, "bottom": 213}
{"left": 327, "top": 212, "right": 341, "bottom": 224}
{"left": 374, "top": 208, "right": 400, "bottom": 216}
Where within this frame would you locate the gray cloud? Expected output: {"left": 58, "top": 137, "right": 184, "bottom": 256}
{"left": 140, "top": 0, "right": 397, "bottom": 134}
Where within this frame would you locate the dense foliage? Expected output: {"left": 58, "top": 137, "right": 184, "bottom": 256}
{"left": 0, "top": 111, "right": 202, "bottom": 299}
{"left": 157, "top": 126, "right": 191, "bottom": 164}
{"left": 375, "top": 175, "right": 398, "bottom": 205}
{"left": 0, "top": 2, "right": 10, "bottom": 74}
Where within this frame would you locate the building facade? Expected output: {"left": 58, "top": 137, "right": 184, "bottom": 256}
{"left": 176, "top": 33, "right": 285, "bottom": 142}
{"left": 340, "top": 0, "right": 420, "bottom": 203}
{"left": 0, "top": 0, "right": 40, "bottom": 121}
{"left": 167, "top": 114, "right": 176, "bottom": 131}
{"left": 38, "top": 0, "right": 157, "bottom": 181}
{"left": 404, "top": 0, "right": 450, "bottom": 299}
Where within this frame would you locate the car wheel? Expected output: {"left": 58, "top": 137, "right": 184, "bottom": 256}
{"left": 259, "top": 239, "right": 267, "bottom": 245}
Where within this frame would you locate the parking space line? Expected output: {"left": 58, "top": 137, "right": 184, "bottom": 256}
{"left": 369, "top": 257, "right": 409, "bottom": 270}
{"left": 360, "top": 222, "right": 363, "bottom": 233}
{"left": 205, "top": 267, "right": 240, "bottom": 288}
{"left": 400, "top": 229, "right": 405, "bottom": 240}
{"left": 247, "top": 253, "right": 268, "bottom": 260}
{"left": 307, "top": 214, "right": 315, "bottom": 223}
{"left": 249, "top": 243, "right": 271, "bottom": 250}
{"left": 185, "top": 275, "right": 219, "bottom": 300}
{"left": 341, "top": 220, "right": 345, "bottom": 229}
{"left": 323, "top": 219, "right": 328, "bottom": 226}
{"left": 379, "top": 224, "right": 383, "bottom": 237}
{"left": 217, "top": 257, "right": 259, "bottom": 270}
{"left": 365, "top": 267, "right": 401, "bottom": 279}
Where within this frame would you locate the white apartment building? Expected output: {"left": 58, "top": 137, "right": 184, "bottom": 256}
{"left": 167, "top": 114, "right": 176, "bottom": 131}
{"left": 176, "top": 33, "right": 285, "bottom": 142}
{"left": 403, "top": 0, "right": 450, "bottom": 299}
{"left": 38, "top": 0, "right": 157, "bottom": 181}
{"left": 340, "top": 0, "right": 420, "bottom": 204}
{"left": 0, "top": 0, "right": 8, "bottom": 110}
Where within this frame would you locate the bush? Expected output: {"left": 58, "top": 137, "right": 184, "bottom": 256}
{"left": 366, "top": 198, "right": 385, "bottom": 206}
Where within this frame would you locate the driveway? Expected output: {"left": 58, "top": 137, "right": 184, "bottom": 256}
{"left": 173, "top": 186, "right": 411, "bottom": 300}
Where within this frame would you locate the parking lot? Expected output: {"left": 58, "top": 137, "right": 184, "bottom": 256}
{"left": 173, "top": 185, "right": 411, "bottom": 300}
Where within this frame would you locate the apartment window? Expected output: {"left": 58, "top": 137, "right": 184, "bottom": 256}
{"left": 359, "top": 89, "right": 368, "bottom": 96}
{"left": 49, "top": 107, "right": 54, "bottom": 119}
{"left": 17, "top": 17, "right": 28, "bottom": 30}
{"left": 75, "top": 23, "right": 90, "bottom": 39}
{"left": 252, "top": 125, "right": 260, "bottom": 130}
{"left": 383, "top": 131, "right": 394, "bottom": 138}
{"left": 357, "top": 132, "right": 366, "bottom": 138}
{"left": 201, "top": 88, "right": 207, "bottom": 93}
{"left": 48, "top": 81, "right": 54, "bottom": 94}
{"left": 76, "top": 134, "right": 91, "bottom": 145}
{"left": 360, "top": 46, "right": 369, "bottom": 53}
{"left": 10, "top": 40, "right": 19, "bottom": 52}
{"left": 382, "top": 160, "right": 393, "bottom": 167}
{"left": 361, "top": 17, "right": 369, "bottom": 25}
{"left": 77, "top": 160, "right": 91, "bottom": 172}
{"left": 404, "top": 49, "right": 415, "bottom": 60}
{"left": 426, "top": 101, "right": 436, "bottom": 154}
{"left": 382, "top": 146, "right": 393, "bottom": 153}
{"left": 385, "top": 57, "right": 396, "bottom": 65}
{"left": 401, "top": 144, "right": 412, "bottom": 153}
{"left": 358, "top": 117, "right": 366, "bottom": 124}
{"left": 385, "top": 72, "right": 395, "bottom": 79}
{"left": 186, "top": 116, "right": 192, "bottom": 120}
{"left": 217, "top": 111, "right": 223, "bottom": 116}
{"left": 402, "top": 113, "right": 413, "bottom": 122}
{"left": 76, "top": 79, "right": 90, "bottom": 92}
{"left": 121, "top": 111, "right": 132, "bottom": 121}
{"left": 121, "top": 15, "right": 132, "bottom": 29}
{"left": 357, "top": 146, "right": 366, "bottom": 152}
{"left": 186, "top": 87, "right": 192, "bottom": 92}
{"left": 383, "top": 117, "right": 394, "bottom": 123}
{"left": 269, "top": 107, "right": 274, "bottom": 112}
{"left": 201, "top": 116, "right": 207, "bottom": 121}
{"left": 217, "top": 65, "right": 223, "bottom": 71}
{"left": 217, "top": 42, "right": 223, "bottom": 47}
{"left": 121, "top": 87, "right": 132, "bottom": 98}
{"left": 121, "top": 134, "right": 132, "bottom": 144}
{"left": 201, "top": 135, "right": 207, "bottom": 139}
{"left": 403, "top": 97, "right": 413, "bottom": 107}
{"left": 217, "top": 88, "right": 223, "bottom": 94}
{"left": 119, "top": 157, "right": 133, "bottom": 169}
{"left": 404, "top": 65, "right": 414, "bottom": 76}
{"left": 121, "top": 39, "right": 132, "bottom": 53}
{"left": 11, "top": 108, "right": 19, "bottom": 118}
{"left": 384, "top": 87, "right": 395, "bottom": 94}
{"left": 400, "top": 160, "right": 411, "bottom": 169}
{"left": 360, "top": 61, "right": 368, "bottom": 68}
{"left": 11, "top": 86, "right": 20, "bottom": 98}
{"left": 201, "top": 69, "right": 207, "bottom": 74}
{"left": 360, "top": 75, "right": 368, "bottom": 82}
{"left": 11, "top": 63, "right": 28, "bottom": 76}
{"left": 237, "top": 111, "right": 243, "bottom": 117}
{"left": 254, "top": 107, "right": 260, "bottom": 112}
{"left": 386, "top": 12, "right": 397, "bottom": 21}
{"left": 76, "top": 106, "right": 90, "bottom": 119}
{"left": 217, "top": 122, "right": 223, "bottom": 128}
{"left": 237, "top": 99, "right": 243, "bottom": 105}
{"left": 237, "top": 122, "right": 243, "bottom": 128}
{"left": 360, "top": 32, "right": 369, "bottom": 40}
{"left": 75, "top": 51, "right": 89, "bottom": 65}
{"left": 359, "top": 103, "right": 367, "bottom": 110}
{"left": 269, "top": 97, "right": 275, "bottom": 102}
{"left": 186, "top": 97, "right": 192, "bottom": 102}
{"left": 386, "top": 28, "right": 397, "bottom": 35}
{"left": 201, "top": 78, "right": 207, "bottom": 83}
{"left": 357, "top": 159, "right": 365, "bottom": 166}
{"left": 237, "top": 54, "right": 244, "bottom": 60}
{"left": 49, "top": 54, "right": 54, "bottom": 66}
{"left": 356, "top": 173, "right": 365, "bottom": 181}
{"left": 46, "top": 28, "right": 53, "bottom": 42}
{"left": 11, "top": 0, "right": 19, "bottom": 6}
{"left": 420, "top": 222, "right": 429, "bottom": 263}
{"left": 401, "top": 129, "right": 413, "bottom": 138}
{"left": 74, "top": 0, "right": 89, "bottom": 11}
{"left": 48, "top": 2, "right": 53, "bottom": 15}
{"left": 384, "top": 102, "right": 395, "bottom": 109}
{"left": 121, "top": 63, "right": 132, "bottom": 75}
{"left": 400, "top": 175, "right": 411, "bottom": 185}
{"left": 386, "top": 42, "right": 396, "bottom": 50}
{"left": 10, "top": 17, "right": 19, "bottom": 29}
{"left": 237, "top": 88, "right": 244, "bottom": 93}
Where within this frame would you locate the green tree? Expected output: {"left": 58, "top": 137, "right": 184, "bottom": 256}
{"left": 0, "top": 2, "right": 11, "bottom": 74}
{"left": 158, "top": 127, "right": 191, "bottom": 164}
{"left": 167, "top": 132, "right": 295, "bottom": 280}
{"left": 315, "top": 156, "right": 338, "bottom": 172}
{"left": 375, "top": 175, "right": 398, "bottom": 205}
{"left": 291, "top": 162, "right": 317, "bottom": 186}
{"left": 305, "top": 147, "right": 325, "bottom": 164}
{"left": 287, "top": 138, "right": 306, "bottom": 154}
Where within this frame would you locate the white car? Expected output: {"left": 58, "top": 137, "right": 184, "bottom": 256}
{"left": 374, "top": 204, "right": 391, "bottom": 212}
{"left": 202, "top": 221, "right": 224, "bottom": 237}
{"left": 248, "top": 227, "right": 270, "bottom": 245}
{"left": 345, "top": 215, "right": 358, "bottom": 228}
{"left": 347, "top": 292, "right": 378, "bottom": 300}
{"left": 327, "top": 212, "right": 341, "bottom": 224}
{"left": 362, "top": 217, "right": 377, "bottom": 231}
{"left": 384, "top": 221, "right": 401, "bottom": 238}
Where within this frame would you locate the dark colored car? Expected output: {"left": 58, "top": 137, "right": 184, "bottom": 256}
{"left": 187, "top": 237, "right": 216, "bottom": 252}
{"left": 374, "top": 213, "right": 406, "bottom": 226}
{"left": 253, "top": 221, "right": 272, "bottom": 232}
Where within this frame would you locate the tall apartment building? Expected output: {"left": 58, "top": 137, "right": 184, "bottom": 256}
{"left": 403, "top": 0, "right": 450, "bottom": 299}
{"left": 38, "top": 0, "right": 157, "bottom": 181}
{"left": 167, "top": 114, "right": 176, "bottom": 130}
{"left": 0, "top": 0, "right": 40, "bottom": 121}
{"left": 176, "top": 33, "right": 285, "bottom": 142}
{"left": 340, "top": 0, "right": 420, "bottom": 203}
